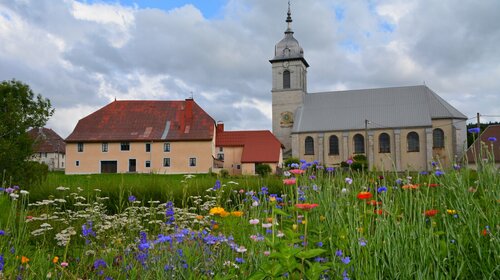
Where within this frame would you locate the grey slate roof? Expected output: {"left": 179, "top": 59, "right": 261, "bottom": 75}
{"left": 293, "top": 85, "right": 467, "bottom": 133}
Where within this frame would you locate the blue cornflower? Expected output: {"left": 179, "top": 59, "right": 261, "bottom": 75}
{"left": 326, "top": 167, "right": 335, "bottom": 172}
{"left": 395, "top": 178, "right": 403, "bottom": 185}
{"left": 488, "top": 137, "right": 497, "bottom": 142}
{"left": 290, "top": 163, "right": 300, "bottom": 168}
{"left": 128, "top": 195, "right": 136, "bottom": 202}
{"left": 0, "top": 230, "right": 5, "bottom": 236}
{"left": 468, "top": 127, "right": 480, "bottom": 133}
{"left": 0, "top": 188, "right": 4, "bottom": 192}
{"left": 335, "top": 249, "right": 343, "bottom": 257}
{"left": 309, "top": 175, "right": 316, "bottom": 180}
{"left": 359, "top": 238, "right": 367, "bottom": 246}
{"left": 212, "top": 180, "right": 221, "bottom": 190}
{"left": 165, "top": 201, "right": 175, "bottom": 224}
{"left": 299, "top": 159, "right": 307, "bottom": 164}
{"left": 341, "top": 256, "right": 350, "bottom": 264}
{"left": 0, "top": 254, "right": 4, "bottom": 272}
{"left": 435, "top": 170, "right": 445, "bottom": 176}
{"left": 93, "top": 259, "right": 107, "bottom": 270}
{"left": 377, "top": 186, "right": 388, "bottom": 193}
{"left": 82, "top": 221, "right": 95, "bottom": 244}
{"left": 314, "top": 257, "right": 326, "bottom": 263}
{"left": 342, "top": 270, "right": 350, "bottom": 280}
{"left": 453, "top": 164, "right": 461, "bottom": 170}
{"left": 420, "top": 171, "right": 428, "bottom": 175}
{"left": 235, "top": 257, "right": 244, "bottom": 264}
{"left": 164, "top": 264, "right": 173, "bottom": 271}
{"left": 316, "top": 241, "right": 323, "bottom": 247}
{"left": 260, "top": 187, "right": 268, "bottom": 195}
{"left": 431, "top": 161, "right": 438, "bottom": 167}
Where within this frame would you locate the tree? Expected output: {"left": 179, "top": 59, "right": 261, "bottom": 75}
{"left": 0, "top": 79, "right": 54, "bottom": 186}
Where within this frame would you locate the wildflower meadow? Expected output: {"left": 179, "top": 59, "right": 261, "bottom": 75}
{"left": 0, "top": 160, "right": 499, "bottom": 279}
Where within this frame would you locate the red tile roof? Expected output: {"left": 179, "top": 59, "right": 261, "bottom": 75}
{"left": 466, "top": 125, "right": 500, "bottom": 163}
{"left": 66, "top": 99, "right": 215, "bottom": 142}
{"left": 216, "top": 130, "right": 283, "bottom": 163}
{"left": 27, "top": 127, "right": 66, "bottom": 153}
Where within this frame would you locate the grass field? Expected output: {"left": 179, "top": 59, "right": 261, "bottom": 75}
{"left": 0, "top": 161, "right": 498, "bottom": 279}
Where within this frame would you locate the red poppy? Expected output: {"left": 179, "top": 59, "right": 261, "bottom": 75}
{"left": 295, "top": 203, "right": 319, "bottom": 211}
{"left": 283, "top": 178, "right": 297, "bottom": 185}
{"left": 481, "top": 229, "right": 488, "bottom": 236}
{"left": 366, "top": 200, "right": 382, "bottom": 206}
{"left": 289, "top": 169, "right": 305, "bottom": 175}
{"left": 357, "top": 192, "right": 373, "bottom": 200}
{"left": 374, "top": 209, "right": 384, "bottom": 215}
{"left": 428, "top": 183, "right": 439, "bottom": 188}
{"left": 424, "top": 209, "right": 439, "bottom": 217}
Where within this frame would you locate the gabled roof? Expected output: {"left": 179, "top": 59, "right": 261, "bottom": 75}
{"left": 466, "top": 125, "right": 500, "bottom": 163}
{"left": 216, "top": 130, "right": 282, "bottom": 163}
{"left": 293, "top": 85, "right": 467, "bottom": 133}
{"left": 66, "top": 99, "right": 215, "bottom": 142}
{"left": 27, "top": 127, "right": 66, "bottom": 153}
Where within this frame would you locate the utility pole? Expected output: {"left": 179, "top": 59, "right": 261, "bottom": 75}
{"left": 477, "top": 112, "right": 480, "bottom": 131}
{"left": 365, "top": 119, "right": 369, "bottom": 171}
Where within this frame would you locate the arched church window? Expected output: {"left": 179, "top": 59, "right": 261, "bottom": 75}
{"left": 379, "top": 133, "right": 390, "bottom": 153}
{"left": 283, "top": 70, "right": 291, "bottom": 89}
{"left": 305, "top": 136, "right": 314, "bottom": 155}
{"left": 407, "top": 132, "right": 420, "bottom": 152}
{"left": 433, "top": 128, "right": 444, "bottom": 148}
{"left": 329, "top": 135, "right": 339, "bottom": 155}
{"left": 354, "top": 134, "right": 365, "bottom": 154}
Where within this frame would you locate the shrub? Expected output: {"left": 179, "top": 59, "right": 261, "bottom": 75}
{"left": 283, "top": 157, "right": 300, "bottom": 168}
{"left": 255, "top": 163, "right": 272, "bottom": 177}
{"left": 219, "top": 169, "right": 229, "bottom": 178}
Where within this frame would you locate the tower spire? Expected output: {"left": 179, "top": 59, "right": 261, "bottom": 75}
{"left": 285, "top": 0, "right": 293, "bottom": 34}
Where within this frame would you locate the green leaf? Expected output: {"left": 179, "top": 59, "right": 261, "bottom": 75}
{"left": 296, "top": 249, "right": 327, "bottom": 259}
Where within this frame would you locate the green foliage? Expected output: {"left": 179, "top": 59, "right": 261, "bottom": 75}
{"left": 255, "top": 163, "right": 272, "bottom": 177}
{"left": 0, "top": 79, "right": 54, "bottom": 186}
{"left": 340, "top": 154, "right": 367, "bottom": 171}
{"left": 284, "top": 157, "right": 300, "bottom": 168}
{"left": 219, "top": 169, "right": 229, "bottom": 178}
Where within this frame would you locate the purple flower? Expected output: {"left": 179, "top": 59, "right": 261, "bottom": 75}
{"left": 128, "top": 195, "right": 136, "bottom": 202}
{"left": 5, "top": 187, "right": 14, "bottom": 194}
{"left": 395, "top": 178, "right": 403, "bottom": 185}
{"left": 488, "top": 137, "right": 497, "bottom": 142}
{"left": 358, "top": 237, "right": 367, "bottom": 246}
{"left": 213, "top": 180, "right": 221, "bottom": 190}
{"left": 165, "top": 201, "right": 175, "bottom": 224}
{"left": 235, "top": 257, "right": 244, "bottom": 263}
{"left": 0, "top": 254, "right": 4, "bottom": 272}
{"left": 420, "top": 171, "right": 428, "bottom": 175}
{"left": 326, "top": 167, "right": 335, "bottom": 172}
{"left": 431, "top": 161, "right": 438, "bottom": 167}
{"left": 82, "top": 221, "right": 95, "bottom": 244}
{"left": 341, "top": 256, "right": 350, "bottom": 264}
{"left": 435, "top": 170, "right": 445, "bottom": 176}
{"left": 468, "top": 127, "right": 480, "bottom": 134}
{"left": 93, "top": 259, "right": 107, "bottom": 270}
{"left": 346, "top": 159, "right": 354, "bottom": 165}
{"left": 377, "top": 186, "right": 388, "bottom": 193}
{"left": 335, "top": 249, "right": 343, "bottom": 257}
{"left": 453, "top": 164, "right": 461, "bottom": 170}
{"left": 0, "top": 230, "right": 5, "bottom": 236}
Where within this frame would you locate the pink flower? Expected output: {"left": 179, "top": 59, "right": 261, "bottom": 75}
{"left": 249, "top": 219, "right": 259, "bottom": 225}
{"left": 289, "top": 169, "right": 305, "bottom": 175}
{"left": 61, "top": 262, "right": 69, "bottom": 267}
{"left": 283, "top": 178, "right": 297, "bottom": 185}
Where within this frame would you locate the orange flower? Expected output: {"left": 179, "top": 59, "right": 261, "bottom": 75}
{"left": 220, "top": 211, "right": 230, "bottom": 217}
{"left": 366, "top": 200, "right": 382, "bottom": 206}
{"left": 209, "top": 207, "right": 226, "bottom": 216}
{"left": 357, "top": 192, "right": 373, "bottom": 200}
{"left": 212, "top": 223, "right": 219, "bottom": 230}
{"left": 428, "top": 183, "right": 439, "bottom": 188}
{"left": 295, "top": 203, "right": 319, "bottom": 211}
{"left": 266, "top": 217, "right": 273, "bottom": 223}
{"left": 424, "top": 209, "right": 439, "bottom": 217}
{"left": 52, "top": 256, "right": 59, "bottom": 264}
{"left": 21, "top": 256, "right": 30, "bottom": 264}
{"left": 231, "top": 211, "right": 244, "bottom": 217}
{"left": 374, "top": 209, "right": 384, "bottom": 215}
{"left": 195, "top": 215, "right": 204, "bottom": 220}
{"left": 283, "top": 178, "right": 297, "bottom": 185}
{"left": 402, "top": 184, "right": 419, "bottom": 189}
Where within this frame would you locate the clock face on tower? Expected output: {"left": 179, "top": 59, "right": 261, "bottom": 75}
{"left": 280, "top": 111, "right": 294, "bottom": 127}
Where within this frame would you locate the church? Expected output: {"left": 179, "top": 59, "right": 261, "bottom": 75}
{"left": 271, "top": 6, "right": 467, "bottom": 171}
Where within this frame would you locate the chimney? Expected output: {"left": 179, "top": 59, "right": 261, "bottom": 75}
{"left": 184, "top": 98, "right": 193, "bottom": 123}
{"left": 216, "top": 121, "right": 224, "bottom": 132}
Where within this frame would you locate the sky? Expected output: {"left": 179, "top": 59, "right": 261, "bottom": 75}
{"left": 1, "top": 0, "right": 500, "bottom": 138}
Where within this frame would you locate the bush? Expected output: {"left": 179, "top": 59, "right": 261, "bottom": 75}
{"left": 255, "top": 164, "right": 272, "bottom": 177}
{"left": 219, "top": 169, "right": 229, "bottom": 178}
{"left": 283, "top": 157, "right": 300, "bottom": 168}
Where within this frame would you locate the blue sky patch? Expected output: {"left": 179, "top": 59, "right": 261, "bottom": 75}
{"left": 78, "top": 0, "right": 228, "bottom": 18}
{"left": 340, "top": 39, "right": 360, "bottom": 52}
{"left": 334, "top": 6, "right": 345, "bottom": 22}
{"left": 379, "top": 21, "right": 395, "bottom": 33}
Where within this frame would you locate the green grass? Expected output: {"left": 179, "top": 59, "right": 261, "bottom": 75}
{"left": 0, "top": 163, "right": 498, "bottom": 279}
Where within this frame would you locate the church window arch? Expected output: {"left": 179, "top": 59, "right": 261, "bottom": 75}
{"left": 379, "top": 133, "right": 390, "bottom": 153}
{"left": 353, "top": 134, "right": 365, "bottom": 154}
{"left": 305, "top": 136, "right": 314, "bottom": 155}
{"left": 329, "top": 135, "right": 339, "bottom": 155}
{"left": 433, "top": 128, "right": 444, "bottom": 148}
{"left": 283, "top": 70, "right": 291, "bottom": 89}
{"left": 407, "top": 132, "right": 420, "bottom": 152}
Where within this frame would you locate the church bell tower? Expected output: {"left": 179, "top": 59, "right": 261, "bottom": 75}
{"left": 270, "top": 2, "right": 309, "bottom": 156}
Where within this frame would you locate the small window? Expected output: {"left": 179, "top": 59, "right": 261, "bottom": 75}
{"left": 164, "top": 143, "right": 170, "bottom": 152}
{"left": 329, "top": 135, "right": 339, "bottom": 155}
{"left": 379, "top": 133, "right": 390, "bottom": 153}
{"left": 305, "top": 136, "right": 314, "bottom": 155}
{"left": 145, "top": 160, "right": 151, "bottom": 168}
{"left": 354, "top": 134, "right": 365, "bottom": 154}
{"left": 62, "top": 162, "right": 64, "bottom": 167}
{"left": 236, "top": 164, "right": 241, "bottom": 169}
{"left": 163, "top": 158, "right": 170, "bottom": 167}
{"left": 283, "top": 70, "right": 291, "bottom": 89}
{"left": 433, "top": 128, "right": 444, "bottom": 148}
{"left": 407, "top": 132, "right": 420, "bottom": 152}
{"left": 62, "top": 154, "right": 65, "bottom": 159}
{"left": 189, "top": 158, "right": 196, "bottom": 167}
{"left": 44, "top": 152, "right": 47, "bottom": 158}
{"left": 102, "top": 143, "right": 108, "bottom": 152}
{"left": 146, "top": 143, "right": 151, "bottom": 152}
{"left": 76, "top": 160, "right": 80, "bottom": 166}
{"left": 217, "top": 153, "right": 224, "bottom": 160}
{"left": 219, "top": 147, "right": 223, "bottom": 152}
{"left": 121, "top": 142, "right": 130, "bottom": 151}
{"left": 77, "top": 142, "right": 84, "bottom": 152}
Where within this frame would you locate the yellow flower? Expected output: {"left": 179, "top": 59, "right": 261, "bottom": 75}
{"left": 231, "top": 211, "right": 244, "bottom": 217}
{"left": 220, "top": 211, "right": 230, "bottom": 217}
{"left": 209, "top": 207, "right": 226, "bottom": 216}
{"left": 292, "top": 224, "right": 298, "bottom": 230}
{"left": 301, "top": 220, "right": 307, "bottom": 225}
{"left": 21, "top": 256, "right": 30, "bottom": 264}
{"left": 356, "top": 227, "right": 364, "bottom": 233}
{"left": 447, "top": 209, "right": 457, "bottom": 215}
{"left": 269, "top": 196, "right": 276, "bottom": 202}
{"left": 52, "top": 256, "right": 59, "bottom": 264}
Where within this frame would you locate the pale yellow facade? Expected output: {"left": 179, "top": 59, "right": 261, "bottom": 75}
{"left": 66, "top": 140, "right": 216, "bottom": 174}
{"left": 292, "top": 119, "right": 465, "bottom": 172}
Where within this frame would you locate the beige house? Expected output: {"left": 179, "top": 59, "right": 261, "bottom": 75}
{"left": 271, "top": 7, "right": 467, "bottom": 171}
{"left": 215, "top": 122, "right": 283, "bottom": 175}
{"left": 65, "top": 99, "right": 217, "bottom": 174}
{"left": 28, "top": 127, "right": 66, "bottom": 171}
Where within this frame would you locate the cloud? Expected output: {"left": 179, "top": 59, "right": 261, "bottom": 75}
{"left": 0, "top": 0, "right": 499, "bottom": 139}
